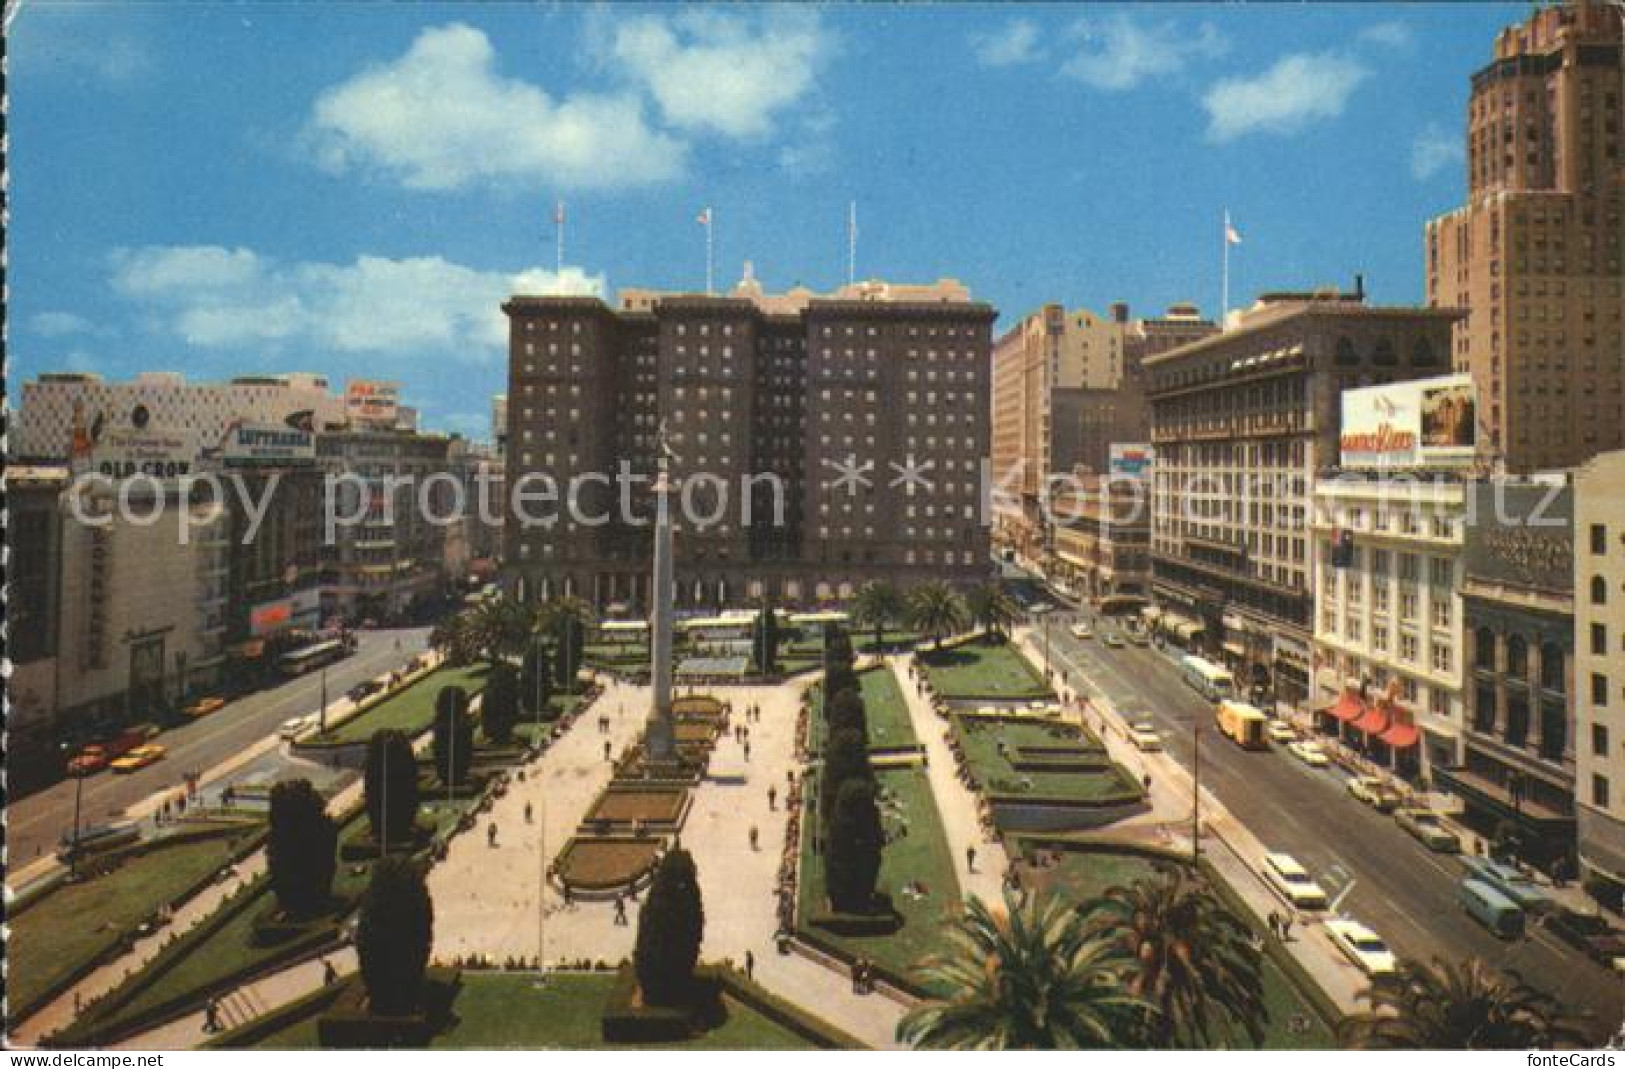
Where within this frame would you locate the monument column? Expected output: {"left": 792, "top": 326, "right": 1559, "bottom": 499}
{"left": 646, "top": 452, "right": 677, "bottom": 761}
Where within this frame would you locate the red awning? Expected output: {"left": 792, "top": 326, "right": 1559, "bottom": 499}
{"left": 1380, "top": 722, "right": 1420, "bottom": 748}
{"left": 1353, "top": 706, "right": 1391, "bottom": 735}
{"left": 1330, "top": 692, "right": 1364, "bottom": 722}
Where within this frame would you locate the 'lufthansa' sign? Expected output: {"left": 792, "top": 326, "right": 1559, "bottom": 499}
{"left": 219, "top": 422, "right": 316, "bottom": 464}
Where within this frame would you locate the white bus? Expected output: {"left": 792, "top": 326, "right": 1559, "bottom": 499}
{"left": 1180, "top": 655, "right": 1234, "bottom": 701}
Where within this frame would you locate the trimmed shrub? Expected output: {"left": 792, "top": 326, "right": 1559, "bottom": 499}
{"left": 432, "top": 687, "right": 474, "bottom": 786}
{"left": 824, "top": 778, "right": 884, "bottom": 914}
{"left": 634, "top": 848, "right": 705, "bottom": 1007}
{"left": 820, "top": 727, "right": 871, "bottom": 824}
{"left": 825, "top": 687, "right": 867, "bottom": 740}
{"left": 364, "top": 730, "right": 419, "bottom": 847}
{"left": 267, "top": 779, "right": 337, "bottom": 918}
{"left": 520, "top": 643, "right": 553, "bottom": 717}
{"left": 356, "top": 857, "right": 434, "bottom": 1017}
{"left": 481, "top": 664, "right": 519, "bottom": 744}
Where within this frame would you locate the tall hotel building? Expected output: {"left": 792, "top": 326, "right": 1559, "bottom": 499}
{"left": 1145, "top": 288, "right": 1460, "bottom": 705}
{"left": 502, "top": 274, "right": 996, "bottom": 607}
{"left": 1424, "top": 1, "right": 1624, "bottom": 473}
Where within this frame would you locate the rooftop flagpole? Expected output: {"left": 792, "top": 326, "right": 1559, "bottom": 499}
{"left": 1222, "top": 211, "right": 1242, "bottom": 329}
{"left": 697, "top": 207, "right": 714, "bottom": 295}
{"left": 847, "top": 201, "right": 858, "bottom": 287}
{"left": 554, "top": 200, "right": 565, "bottom": 277}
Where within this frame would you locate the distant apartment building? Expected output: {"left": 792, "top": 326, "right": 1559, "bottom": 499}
{"left": 12, "top": 371, "right": 347, "bottom": 462}
{"left": 1146, "top": 287, "right": 1461, "bottom": 705}
{"left": 1439, "top": 482, "right": 1576, "bottom": 868}
{"left": 318, "top": 428, "right": 457, "bottom": 622}
{"left": 1047, "top": 473, "right": 1152, "bottom": 603}
{"left": 991, "top": 301, "right": 1214, "bottom": 560}
{"left": 503, "top": 273, "right": 995, "bottom": 607}
{"left": 1424, "top": 1, "right": 1625, "bottom": 472}
{"left": 492, "top": 394, "right": 509, "bottom": 457}
{"left": 1575, "top": 449, "right": 1625, "bottom": 889}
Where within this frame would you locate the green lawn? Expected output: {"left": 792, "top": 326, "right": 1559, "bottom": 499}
{"left": 853, "top": 628, "right": 927, "bottom": 654}
{"left": 797, "top": 767, "right": 961, "bottom": 986}
{"left": 311, "top": 665, "right": 491, "bottom": 745}
{"left": 919, "top": 641, "right": 1051, "bottom": 701}
{"left": 952, "top": 716, "right": 1140, "bottom": 804}
{"left": 806, "top": 668, "right": 919, "bottom": 754}
{"left": 1027, "top": 849, "right": 1336, "bottom": 1049}
{"left": 8, "top": 827, "right": 257, "bottom": 1016}
{"left": 247, "top": 973, "right": 824, "bottom": 1050}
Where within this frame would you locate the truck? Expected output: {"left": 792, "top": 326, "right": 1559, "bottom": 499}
{"left": 68, "top": 726, "right": 158, "bottom": 775}
{"left": 1215, "top": 700, "right": 1269, "bottom": 749}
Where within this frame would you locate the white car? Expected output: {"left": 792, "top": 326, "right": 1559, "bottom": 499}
{"left": 1070, "top": 623, "right": 1094, "bottom": 640}
{"left": 1128, "top": 722, "right": 1162, "bottom": 752}
{"left": 279, "top": 715, "right": 315, "bottom": 741}
{"left": 1288, "top": 740, "right": 1331, "bottom": 768}
{"left": 1262, "top": 852, "right": 1329, "bottom": 911}
{"left": 1266, "top": 720, "right": 1297, "bottom": 743}
{"left": 1324, "top": 918, "right": 1398, "bottom": 977}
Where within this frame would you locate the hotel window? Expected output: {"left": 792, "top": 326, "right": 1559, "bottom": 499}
{"left": 1595, "top": 624, "right": 1610, "bottom": 656}
{"left": 1595, "top": 775, "right": 1610, "bottom": 810}
{"left": 1401, "top": 632, "right": 1419, "bottom": 663}
{"left": 1432, "top": 642, "right": 1452, "bottom": 673}
{"left": 1431, "top": 596, "right": 1451, "bottom": 629}
{"left": 1593, "top": 524, "right": 1609, "bottom": 555}
{"left": 1595, "top": 673, "right": 1611, "bottom": 706}
{"left": 1595, "top": 724, "right": 1611, "bottom": 757}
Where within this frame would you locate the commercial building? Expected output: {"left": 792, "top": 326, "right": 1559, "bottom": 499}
{"left": 991, "top": 301, "right": 1214, "bottom": 562}
{"left": 1435, "top": 481, "right": 1576, "bottom": 868}
{"left": 1424, "top": 1, "right": 1625, "bottom": 473}
{"left": 502, "top": 273, "right": 996, "bottom": 608}
{"left": 1575, "top": 449, "right": 1625, "bottom": 889}
{"left": 11, "top": 371, "right": 346, "bottom": 462}
{"left": 1146, "top": 287, "right": 1461, "bottom": 706}
{"left": 317, "top": 428, "right": 457, "bottom": 622}
{"left": 1047, "top": 472, "right": 1152, "bottom": 605}
{"left": 7, "top": 466, "right": 70, "bottom": 794}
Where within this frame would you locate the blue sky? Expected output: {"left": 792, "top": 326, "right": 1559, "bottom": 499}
{"left": 10, "top": 2, "right": 1518, "bottom": 439}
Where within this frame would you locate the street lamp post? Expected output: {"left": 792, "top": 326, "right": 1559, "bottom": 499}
{"left": 319, "top": 665, "right": 329, "bottom": 733}
{"left": 62, "top": 744, "right": 85, "bottom": 880}
{"left": 1192, "top": 721, "right": 1202, "bottom": 862}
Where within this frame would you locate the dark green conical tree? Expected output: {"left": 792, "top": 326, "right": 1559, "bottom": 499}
{"left": 267, "top": 778, "right": 337, "bottom": 918}
{"left": 356, "top": 856, "right": 434, "bottom": 1017}
{"left": 753, "top": 600, "right": 781, "bottom": 674}
{"left": 520, "top": 641, "right": 554, "bottom": 718}
{"left": 820, "top": 726, "right": 872, "bottom": 825}
{"left": 481, "top": 664, "right": 519, "bottom": 745}
{"left": 364, "top": 730, "right": 419, "bottom": 847}
{"left": 634, "top": 848, "right": 705, "bottom": 1007}
{"left": 433, "top": 686, "right": 474, "bottom": 786}
{"left": 825, "top": 777, "right": 885, "bottom": 913}
{"left": 826, "top": 686, "right": 868, "bottom": 741}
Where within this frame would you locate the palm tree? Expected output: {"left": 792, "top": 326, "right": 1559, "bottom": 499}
{"left": 966, "top": 582, "right": 1022, "bottom": 642}
{"left": 1341, "top": 957, "right": 1590, "bottom": 1049}
{"left": 1082, "top": 869, "right": 1266, "bottom": 1048}
{"left": 430, "top": 613, "right": 481, "bottom": 667}
{"left": 906, "top": 581, "right": 969, "bottom": 651}
{"left": 898, "top": 890, "right": 1149, "bottom": 1050}
{"left": 471, "top": 594, "right": 529, "bottom": 665}
{"left": 537, "top": 595, "right": 596, "bottom": 686}
{"left": 852, "top": 581, "right": 906, "bottom": 652}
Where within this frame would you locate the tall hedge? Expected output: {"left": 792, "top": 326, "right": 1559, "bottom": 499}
{"left": 267, "top": 778, "right": 337, "bottom": 918}
{"left": 820, "top": 726, "right": 871, "bottom": 825}
{"left": 481, "top": 663, "right": 519, "bottom": 745}
{"left": 825, "top": 778, "right": 884, "bottom": 914}
{"left": 364, "top": 729, "right": 419, "bottom": 848}
{"left": 521, "top": 642, "right": 553, "bottom": 717}
{"left": 634, "top": 848, "right": 705, "bottom": 1007}
{"left": 356, "top": 856, "right": 434, "bottom": 1016}
{"left": 432, "top": 686, "right": 474, "bottom": 786}
{"left": 825, "top": 687, "right": 868, "bottom": 741}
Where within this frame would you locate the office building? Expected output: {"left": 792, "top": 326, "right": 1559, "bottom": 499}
{"left": 1575, "top": 449, "right": 1625, "bottom": 889}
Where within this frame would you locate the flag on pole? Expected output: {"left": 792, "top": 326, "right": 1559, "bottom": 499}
{"left": 696, "top": 207, "right": 712, "bottom": 226}
{"left": 1225, "top": 216, "right": 1242, "bottom": 245}
{"left": 554, "top": 200, "right": 565, "bottom": 226}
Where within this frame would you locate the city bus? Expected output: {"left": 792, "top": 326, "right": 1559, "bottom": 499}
{"left": 1180, "top": 655, "right": 1234, "bottom": 701}
{"left": 1215, "top": 699, "right": 1269, "bottom": 749}
{"left": 277, "top": 638, "right": 352, "bottom": 677}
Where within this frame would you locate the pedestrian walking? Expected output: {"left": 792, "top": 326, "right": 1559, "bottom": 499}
{"left": 614, "top": 894, "right": 628, "bottom": 926}
{"left": 323, "top": 958, "right": 338, "bottom": 984}
{"left": 1281, "top": 913, "right": 1294, "bottom": 941}
{"left": 749, "top": 825, "right": 760, "bottom": 851}
{"left": 966, "top": 845, "right": 977, "bottom": 873}
{"left": 768, "top": 786, "right": 777, "bottom": 810}
{"left": 604, "top": 740, "right": 612, "bottom": 762}
{"left": 204, "top": 998, "right": 221, "bottom": 1034}
{"left": 744, "top": 949, "right": 755, "bottom": 980}
{"left": 524, "top": 801, "right": 534, "bottom": 824}
{"left": 744, "top": 740, "right": 751, "bottom": 761}
{"left": 488, "top": 822, "right": 499, "bottom": 848}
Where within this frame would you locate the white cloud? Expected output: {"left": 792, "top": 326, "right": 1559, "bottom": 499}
{"left": 1411, "top": 122, "right": 1464, "bottom": 180}
{"left": 11, "top": 7, "right": 152, "bottom": 85}
{"left": 30, "top": 311, "right": 93, "bottom": 337}
{"left": 609, "top": 9, "right": 827, "bottom": 138}
{"left": 1358, "top": 22, "right": 1414, "bottom": 51}
{"left": 973, "top": 20, "right": 1042, "bottom": 68}
{"left": 1201, "top": 53, "right": 1368, "bottom": 142}
{"left": 1062, "top": 15, "right": 1226, "bottom": 91}
{"left": 109, "top": 244, "right": 605, "bottom": 360}
{"left": 308, "top": 23, "right": 682, "bottom": 190}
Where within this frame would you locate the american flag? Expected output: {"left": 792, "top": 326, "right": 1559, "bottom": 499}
{"left": 553, "top": 201, "right": 565, "bottom": 226}
{"left": 696, "top": 207, "right": 712, "bottom": 226}
{"left": 1225, "top": 216, "right": 1242, "bottom": 245}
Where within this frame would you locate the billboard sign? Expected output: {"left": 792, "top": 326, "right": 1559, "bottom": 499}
{"left": 86, "top": 427, "right": 198, "bottom": 481}
{"left": 1340, "top": 373, "right": 1476, "bottom": 470}
{"left": 218, "top": 422, "right": 316, "bottom": 465}
{"left": 346, "top": 380, "right": 401, "bottom": 427}
{"left": 249, "top": 587, "right": 322, "bottom": 637}
{"left": 1108, "top": 443, "right": 1154, "bottom": 478}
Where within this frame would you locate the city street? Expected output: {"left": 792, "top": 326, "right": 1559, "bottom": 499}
{"left": 1034, "top": 609, "right": 1625, "bottom": 1033}
{"left": 7, "top": 627, "right": 430, "bottom": 866}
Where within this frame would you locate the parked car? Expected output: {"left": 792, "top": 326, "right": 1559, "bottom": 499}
{"left": 110, "top": 743, "right": 167, "bottom": 773}
{"left": 182, "top": 696, "right": 225, "bottom": 719}
{"left": 347, "top": 679, "right": 386, "bottom": 703}
{"left": 1325, "top": 918, "right": 1398, "bottom": 977}
{"left": 1266, "top": 720, "right": 1297, "bottom": 744}
{"left": 1070, "top": 623, "right": 1094, "bottom": 640}
{"left": 1287, "top": 740, "right": 1331, "bottom": 768}
{"left": 1128, "top": 722, "right": 1163, "bottom": 752}
{"left": 1544, "top": 908, "right": 1625, "bottom": 966}
{"left": 68, "top": 727, "right": 156, "bottom": 775}
{"left": 1347, "top": 776, "right": 1404, "bottom": 812}
{"left": 1127, "top": 631, "right": 1151, "bottom": 647}
{"left": 1103, "top": 633, "right": 1126, "bottom": 649}
{"left": 280, "top": 714, "right": 316, "bottom": 741}
{"left": 1394, "top": 807, "right": 1462, "bottom": 853}
{"left": 1262, "top": 852, "right": 1330, "bottom": 911}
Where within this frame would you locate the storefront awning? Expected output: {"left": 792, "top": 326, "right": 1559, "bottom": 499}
{"left": 1380, "top": 722, "right": 1420, "bottom": 749}
{"left": 1328, "top": 692, "right": 1364, "bottom": 722}
{"left": 1142, "top": 606, "right": 1164, "bottom": 622}
{"left": 1353, "top": 706, "right": 1391, "bottom": 735}
{"left": 1221, "top": 640, "right": 1246, "bottom": 658}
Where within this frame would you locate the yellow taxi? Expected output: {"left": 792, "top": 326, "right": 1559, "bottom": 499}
{"left": 110, "top": 743, "right": 168, "bottom": 773}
